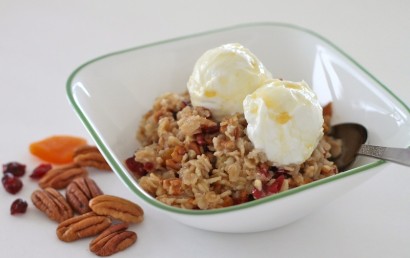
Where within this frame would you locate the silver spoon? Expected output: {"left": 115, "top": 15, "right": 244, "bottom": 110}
{"left": 330, "top": 123, "right": 410, "bottom": 172}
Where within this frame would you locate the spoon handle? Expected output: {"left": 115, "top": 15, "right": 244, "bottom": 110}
{"left": 358, "top": 145, "right": 410, "bottom": 167}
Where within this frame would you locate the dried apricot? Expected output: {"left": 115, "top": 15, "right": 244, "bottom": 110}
{"left": 29, "top": 135, "right": 87, "bottom": 164}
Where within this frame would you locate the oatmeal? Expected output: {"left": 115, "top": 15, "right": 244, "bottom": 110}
{"left": 132, "top": 92, "right": 339, "bottom": 210}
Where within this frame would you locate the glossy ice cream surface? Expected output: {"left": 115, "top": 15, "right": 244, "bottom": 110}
{"left": 243, "top": 80, "right": 324, "bottom": 166}
{"left": 187, "top": 43, "right": 272, "bottom": 121}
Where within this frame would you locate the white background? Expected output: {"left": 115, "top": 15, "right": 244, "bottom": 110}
{"left": 1, "top": 1, "right": 409, "bottom": 257}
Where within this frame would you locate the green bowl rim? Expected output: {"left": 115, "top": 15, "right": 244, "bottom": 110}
{"left": 66, "top": 22, "right": 409, "bottom": 216}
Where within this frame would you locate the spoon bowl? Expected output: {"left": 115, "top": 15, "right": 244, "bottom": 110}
{"left": 331, "top": 123, "right": 410, "bottom": 171}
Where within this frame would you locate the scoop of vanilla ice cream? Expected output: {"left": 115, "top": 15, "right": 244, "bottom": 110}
{"left": 187, "top": 43, "right": 272, "bottom": 120}
{"left": 243, "top": 79, "right": 324, "bottom": 166}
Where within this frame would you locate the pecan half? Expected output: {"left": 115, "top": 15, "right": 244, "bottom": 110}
{"left": 39, "top": 163, "right": 87, "bottom": 189}
{"left": 66, "top": 176, "right": 103, "bottom": 214}
{"left": 31, "top": 187, "right": 73, "bottom": 222}
{"left": 57, "top": 212, "right": 112, "bottom": 242}
{"left": 89, "top": 195, "right": 144, "bottom": 224}
{"left": 74, "top": 145, "right": 111, "bottom": 171}
{"left": 90, "top": 223, "right": 137, "bottom": 256}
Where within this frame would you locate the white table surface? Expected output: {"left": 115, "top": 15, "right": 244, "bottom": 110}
{"left": 1, "top": 1, "right": 409, "bottom": 257}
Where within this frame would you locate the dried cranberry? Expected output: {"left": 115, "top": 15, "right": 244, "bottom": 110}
{"left": 3, "top": 162, "right": 26, "bottom": 177}
{"left": 30, "top": 163, "right": 52, "bottom": 179}
{"left": 267, "top": 175, "right": 285, "bottom": 194}
{"left": 10, "top": 198, "right": 28, "bottom": 215}
{"left": 2, "top": 173, "right": 23, "bottom": 194}
{"left": 125, "top": 157, "right": 147, "bottom": 177}
{"left": 202, "top": 124, "right": 220, "bottom": 134}
{"left": 143, "top": 162, "right": 154, "bottom": 171}
{"left": 252, "top": 174, "right": 286, "bottom": 200}
{"left": 195, "top": 134, "right": 207, "bottom": 145}
{"left": 251, "top": 188, "right": 265, "bottom": 200}
{"left": 182, "top": 100, "right": 191, "bottom": 107}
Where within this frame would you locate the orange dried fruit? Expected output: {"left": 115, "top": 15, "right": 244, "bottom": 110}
{"left": 29, "top": 135, "right": 87, "bottom": 164}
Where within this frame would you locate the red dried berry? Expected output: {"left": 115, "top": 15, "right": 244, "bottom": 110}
{"left": 202, "top": 124, "right": 220, "bottom": 134}
{"left": 30, "top": 163, "right": 52, "bottom": 179}
{"left": 3, "top": 162, "right": 26, "bottom": 177}
{"left": 195, "top": 134, "right": 207, "bottom": 145}
{"left": 143, "top": 162, "right": 154, "bottom": 171}
{"left": 125, "top": 157, "right": 147, "bottom": 177}
{"left": 252, "top": 175, "right": 286, "bottom": 200}
{"left": 251, "top": 188, "right": 265, "bottom": 200}
{"left": 2, "top": 173, "right": 23, "bottom": 194}
{"left": 182, "top": 100, "right": 191, "bottom": 107}
{"left": 10, "top": 198, "right": 28, "bottom": 215}
{"left": 267, "top": 175, "right": 285, "bottom": 194}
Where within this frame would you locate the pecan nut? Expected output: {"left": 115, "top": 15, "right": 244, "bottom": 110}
{"left": 89, "top": 195, "right": 144, "bottom": 223}
{"left": 31, "top": 187, "right": 73, "bottom": 222}
{"left": 90, "top": 223, "right": 137, "bottom": 256}
{"left": 39, "top": 163, "right": 87, "bottom": 189}
{"left": 187, "top": 142, "right": 202, "bottom": 156}
{"left": 56, "top": 212, "right": 112, "bottom": 242}
{"left": 74, "top": 145, "right": 111, "bottom": 171}
{"left": 66, "top": 176, "right": 103, "bottom": 214}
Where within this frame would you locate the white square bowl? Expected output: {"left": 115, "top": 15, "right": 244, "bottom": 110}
{"left": 66, "top": 23, "right": 410, "bottom": 233}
